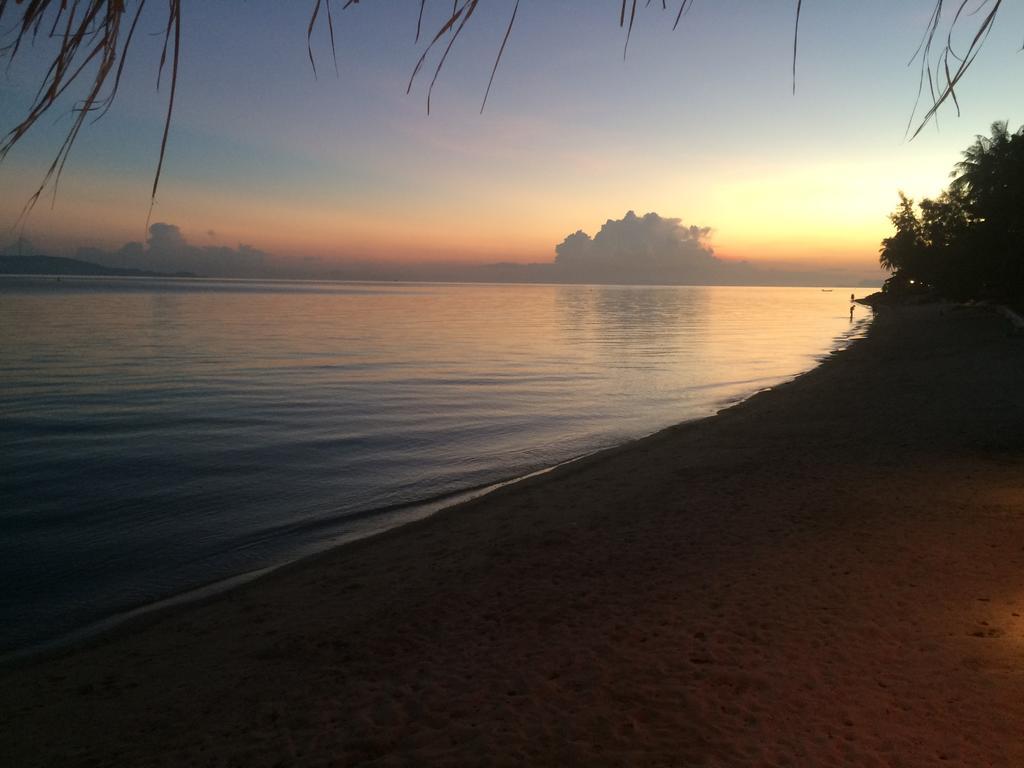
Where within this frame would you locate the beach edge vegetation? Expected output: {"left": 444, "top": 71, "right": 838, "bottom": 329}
{"left": 879, "top": 121, "right": 1024, "bottom": 306}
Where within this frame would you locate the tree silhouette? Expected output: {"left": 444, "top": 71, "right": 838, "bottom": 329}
{"left": 879, "top": 193, "right": 922, "bottom": 276}
{"left": 880, "top": 122, "right": 1024, "bottom": 303}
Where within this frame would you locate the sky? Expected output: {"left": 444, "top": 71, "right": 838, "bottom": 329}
{"left": 1, "top": 1, "right": 1023, "bottom": 283}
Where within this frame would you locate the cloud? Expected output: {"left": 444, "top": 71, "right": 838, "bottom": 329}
{"left": 77, "top": 223, "right": 269, "bottom": 277}
{"left": 52, "top": 215, "right": 882, "bottom": 286}
{"left": 553, "top": 211, "right": 751, "bottom": 284}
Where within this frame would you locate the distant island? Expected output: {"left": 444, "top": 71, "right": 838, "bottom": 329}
{"left": 0, "top": 254, "right": 194, "bottom": 279}
{"left": 0, "top": 250, "right": 882, "bottom": 288}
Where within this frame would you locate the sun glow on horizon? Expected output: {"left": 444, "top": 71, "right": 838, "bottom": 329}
{"left": 2, "top": 2, "right": 1022, "bottom": 282}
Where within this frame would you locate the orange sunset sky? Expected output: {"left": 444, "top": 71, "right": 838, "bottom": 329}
{"left": 1, "top": 2, "right": 1022, "bottom": 283}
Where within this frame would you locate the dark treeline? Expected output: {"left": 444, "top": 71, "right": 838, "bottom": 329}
{"left": 880, "top": 121, "right": 1024, "bottom": 305}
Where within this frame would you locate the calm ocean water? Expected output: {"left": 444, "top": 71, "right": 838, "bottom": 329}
{"left": 0, "top": 278, "right": 870, "bottom": 653}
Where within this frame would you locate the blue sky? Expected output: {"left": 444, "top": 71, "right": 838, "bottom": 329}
{"left": 1, "top": 1, "right": 1022, "bottom": 281}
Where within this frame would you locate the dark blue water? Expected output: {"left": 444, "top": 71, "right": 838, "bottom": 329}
{"left": 0, "top": 277, "right": 870, "bottom": 653}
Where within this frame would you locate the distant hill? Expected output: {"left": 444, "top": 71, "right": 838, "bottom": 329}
{"left": 0, "top": 254, "right": 193, "bottom": 278}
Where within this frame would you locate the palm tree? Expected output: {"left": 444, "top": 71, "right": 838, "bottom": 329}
{"left": 950, "top": 121, "right": 1024, "bottom": 298}
{"left": 952, "top": 122, "right": 1024, "bottom": 220}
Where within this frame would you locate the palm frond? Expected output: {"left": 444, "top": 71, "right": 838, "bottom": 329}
{"left": 0, "top": 1, "right": 1015, "bottom": 214}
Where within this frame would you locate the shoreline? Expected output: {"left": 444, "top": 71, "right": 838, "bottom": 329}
{"left": 2, "top": 313, "right": 871, "bottom": 664}
{"left": 0, "top": 452, "right": 600, "bottom": 666}
{"left": 3, "top": 303, "right": 1022, "bottom": 765}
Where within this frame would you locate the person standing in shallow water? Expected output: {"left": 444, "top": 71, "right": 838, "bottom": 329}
{"left": 850, "top": 305, "right": 855, "bottom": 321}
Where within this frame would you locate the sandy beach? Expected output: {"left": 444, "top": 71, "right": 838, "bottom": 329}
{"left": 2, "top": 302, "right": 1023, "bottom": 766}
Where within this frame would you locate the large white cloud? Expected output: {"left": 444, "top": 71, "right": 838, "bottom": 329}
{"left": 554, "top": 211, "right": 750, "bottom": 284}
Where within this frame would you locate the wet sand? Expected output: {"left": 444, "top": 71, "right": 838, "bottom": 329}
{"left": 2, "top": 303, "right": 1023, "bottom": 767}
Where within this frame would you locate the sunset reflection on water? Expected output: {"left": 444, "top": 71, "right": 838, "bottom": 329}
{"left": 0, "top": 277, "right": 868, "bottom": 652}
